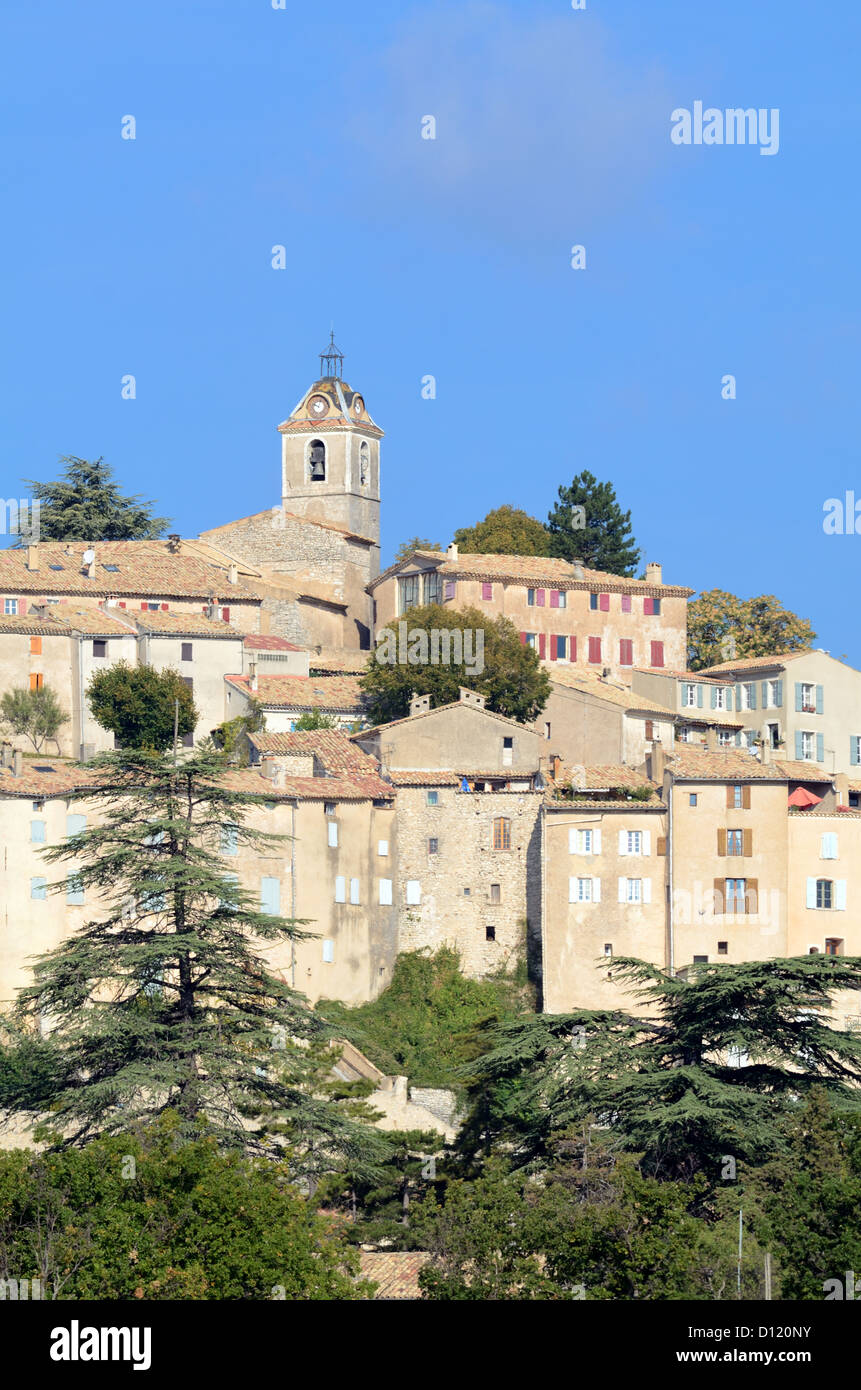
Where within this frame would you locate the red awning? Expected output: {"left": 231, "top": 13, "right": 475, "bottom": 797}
{"left": 788, "top": 787, "right": 822, "bottom": 807}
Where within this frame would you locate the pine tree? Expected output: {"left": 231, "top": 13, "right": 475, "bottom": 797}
{"left": 546, "top": 470, "right": 640, "bottom": 575}
{"left": 1, "top": 747, "right": 373, "bottom": 1163}
{"left": 23, "top": 456, "right": 170, "bottom": 542}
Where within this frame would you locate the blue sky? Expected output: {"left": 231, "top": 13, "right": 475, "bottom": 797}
{"left": 2, "top": 0, "right": 860, "bottom": 661}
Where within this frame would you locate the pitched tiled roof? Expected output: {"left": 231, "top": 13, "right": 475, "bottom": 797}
{"left": 575, "top": 765, "right": 659, "bottom": 790}
{"left": 701, "top": 652, "right": 812, "bottom": 674}
{"left": 0, "top": 614, "right": 70, "bottom": 637}
{"left": 358, "top": 1251, "right": 431, "bottom": 1299}
{"left": 36, "top": 603, "right": 137, "bottom": 636}
{"left": 308, "top": 649, "right": 371, "bottom": 674}
{"left": 132, "top": 610, "right": 242, "bottom": 638}
{"left": 355, "top": 699, "right": 528, "bottom": 737}
{"left": 0, "top": 761, "right": 104, "bottom": 798}
{"left": 388, "top": 769, "right": 540, "bottom": 787}
{"left": 220, "top": 765, "right": 392, "bottom": 802}
{"left": 370, "top": 551, "right": 693, "bottom": 596}
{"left": 632, "top": 667, "right": 735, "bottom": 685}
{"left": 226, "top": 674, "right": 365, "bottom": 712}
{"left": 549, "top": 668, "right": 677, "bottom": 715}
{"left": 0, "top": 541, "right": 261, "bottom": 601}
{"left": 772, "top": 759, "right": 836, "bottom": 782}
{"left": 244, "top": 634, "right": 303, "bottom": 652}
{"left": 248, "top": 730, "right": 381, "bottom": 777}
{"left": 667, "top": 748, "right": 788, "bottom": 781}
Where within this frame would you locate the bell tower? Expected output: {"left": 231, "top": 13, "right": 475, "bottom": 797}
{"left": 278, "top": 334, "right": 382, "bottom": 559}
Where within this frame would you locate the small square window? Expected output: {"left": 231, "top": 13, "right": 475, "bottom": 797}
{"left": 325, "top": 802, "right": 336, "bottom": 815}
{"left": 428, "top": 837, "right": 439, "bottom": 854}
{"left": 490, "top": 883, "right": 501, "bottom": 903}
{"left": 463, "top": 887, "right": 471, "bottom": 896}
{"left": 689, "top": 794, "right": 698, "bottom": 807}
{"left": 603, "top": 943, "right": 613, "bottom": 957}
{"left": 503, "top": 737, "right": 513, "bottom": 749}
{"left": 181, "top": 642, "right": 193, "bottom": 661}
{"left": 92, "top": 638, "right": 107, "bottom": 658}
{"left": 427, "top": 790, "right": 439, "bottom": 806}
{"left": 717, "top": 941, "right": 728, "bottom": 955}
{"left": 485, "top": 925, "right": 496, "bottom": 941}
{"left": 32, "top": 799, "right": 45, "bottom": 812}
{"left": 693, "top": 955, "right": 709, "bottom": 964}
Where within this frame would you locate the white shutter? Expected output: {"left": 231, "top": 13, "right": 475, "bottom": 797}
{"left": 406, "top": 880, "right": 421, "bottom": 905}
{"left": 379, "top": 878, "right": 393, "bottom": 906}
{"left": 593, "top": 877, "right": 601, "bottom": 903}
{"left": 350, "top": 877, "right": 360, "bottom": 904}
{"left": 642, "top": 831, "right": 651, "bottom": 856}
{"left": 820, "top": 832, "right": 837, "bottom": 860}
{"left": 378, "top": 839, "right": 389, "bottom": 857}
{"left": 593, "top": 828, "right": 602, "bottom": 855}
{"left": 335, "top": 876, "right": 346, "bottom": 904}
{"left": 618, "top": 877, "right": 627, "bottom": 903}
{"left": 322, "top": 939, "right": 334, "bottom": 963}
{"left": 328, "top": 821, "right": 338, "bottom": 848}
{"left": 569, "top": 876, "right": 577, "bottom": 903}
{"left": 835, "top": 880, "right": 847, "bottom": 911}
{"left": 618, "top": 830, "right": 628, "bottom": 856}
{"left": 569, "top": 829, "right": 578, "bottom": 855}
{"left": 806, "top": 877, "right": 817, "bottom": 909}
{"left": 643, "top": 877, "right": 652, "bottom": 904}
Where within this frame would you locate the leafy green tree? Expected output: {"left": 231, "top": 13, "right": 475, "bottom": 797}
{"left": 464, "top": 956, "right": 861, "bottom": 1179}
{"left": 211, "top": 696, "right": 265, "bottom": 764}
{"left": 394, "top": 538, "right": 443, "bottom": 562}
{"left": 361, "top": 604, "right": 551, "bottom": 725}
{"left": 87, "top": 661, "right": 197, "bottom": 752}
{"left": 0, "top": 747, "right": 372, "bottom": 1162}
{"left": 0, "top": 686, "right": 68, "bottom": 753}
{"left": 292, "top": 710, "right": 338, "bottom": 731}
{"left": 0, "top": 1115, "right": 369, "bottom": 1300}
{"left": 546, "top": 470, "right": 640, "bottom": 575}
{"left": 453, "top": 506, "right": 552, "bottom": 557}
{"left": 318, "top": 948, "right": 533, "bottom": 1089}
{"left": 688, "top": 589, "right": 816, "bottom": 671}
{"left": 22, "top": 456, "right": 170, "bottom": 542}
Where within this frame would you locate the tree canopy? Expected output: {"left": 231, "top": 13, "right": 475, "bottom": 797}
{"left": 22, "top": 456, "right": 170, "bottom": 542}
{"left": 687, "top": 589, "right": 816, "bottom": 671}
{"left": 87, "top": 661, "right": 197, "bottom": 752}
{"left": 394, "top": 537, "right": 443, "bottom": 563}
{"left": 453, "top": 506, "right": 552, "bottom": 557}
{"left": 546, "top": 469, "right": 640, "bottom": 575}
{"left": 0, "top": 685, "right": 68, "bottom": 753}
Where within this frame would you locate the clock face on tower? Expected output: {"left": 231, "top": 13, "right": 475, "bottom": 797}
{"left": 352, "top": 396, "right": 364, "bottom": 418}
{"left": 308, "top": 394, "right": 329, "bottom": 419}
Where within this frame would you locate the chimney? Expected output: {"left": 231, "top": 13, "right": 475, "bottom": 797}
{"left": 550, "top": 753, "right": 562, "bottom": 781}
{"left": 705, "top": 726, "right": 718, "bottom": 752}
{"left": 459, "top": 687, "right": 486, "bottom": 709}
{"left": 0, "top": 745, "right": 11, "bottom": 769}
{"left": 26, "top": 544, "right": 39, "bottom": 571}
{"left": 12, "top": 749, "right": 22, "bottom": 778}
{"left": 645, "top": 561, "right": 663, "bottom": 585}
{"left": 409, "top": 693, "right": 431, "bottom": 717}
{"left": 759, "top": 734, "right": 772, "bottom": 766}
{"left": 572, "top": 562, "right": 584, "bottom": 581}
{"left": 446, "top": 543, "right": 458, "bottom": 563}
{"left": 228, "top": 563, "right": 238, "bottom": 585}
{"left": 646, "top": 744, "right": 667, "bottom": 782}
{"left": 260, "top": 758, "right": 277, "bottom": 781}
{"left": 167, "top": 534, "right": 181, "bottom": 553}
{"left": 249, "top": 660, "right": 258, "bottom": 694}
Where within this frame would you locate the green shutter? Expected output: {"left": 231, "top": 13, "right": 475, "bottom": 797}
{"left": 816, "top": 685, "right": 824, "bottom": 715}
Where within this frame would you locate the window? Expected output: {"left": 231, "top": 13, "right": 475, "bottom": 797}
{"left": 30, "top": 877, "right": 47, "bottom": 900}
{"left": 486, "top": 925, "right": 496, "bottom": 941}
{"left": 30, "top": 819, "right": 46, "bottom": 843}
{"left": 619, "top": 877, "right": 646, "bottom": 904}
{"left": 768, "top": 679, "right": 782, "bottom": 707}
{"left": 493, "top": 817, "right": 511, "bottom": 850}
{"left": 851, "top": 736, "right": 861, "bottom": 766}
{"left": 554, "top": 590, "right": 566, "bottom": 609}
{"left": 334, "top": 876, "right": 346, "bottom": 904}
{"left": 718, "top": 941, "right": 728, "bottom": 955}
{"left": 738, "top": 683, "right": 756, "bottom": 711}
{"left": 713, "top": 687, "right": 727, "bottom": 710}
{"left": 718, "top": 730, "right": 733, "bottom": 746}
{"left": 768, "top": 722, "right": 779, "bottom": 749}
{"left": 463, "top": 887, "right": 471, "bottom": 896}
{"left": 398, "top": 574, "right": 420, "bottom": 614}
{"left": 532, "top": 588, "right": 545, "bottom": 607}
{"left": 359, "top": 440, "right": 370, "bottom": 485}
{"left": 825, "top": 938, "right": 844, "bottom": 957}
{"left": 66, "top": 872, "right": 84, "bottom": 906}
{"left": 626, "top": 831, "right": 642, "bottom": 855}
{"left": 643, "top": 596, "right": 656, "bottom": 615}
{"left": 689, "top": 794, "right": 697, "bottom": 807}
{"left": 726, "top": 829, "right": 743, "bottom": 856}
{"left": 349, "top": 878, "right": 360, "bottom": 904}
{"left": 30, "top": 673, "right": 43, "bottom": 691}
{"left": 683, "top": 684, "right": 698, "bottom": 708}
{"left": 619, "top": 639, "right": 633, "bottom": 666}
{"left": 502, "top": 735, "right": 513, "bottom": 767}
{"left": 589, "top": 593, "right": 599, "bottom": 610}
{"left": 308, "top": 438, "right": 326, "bottom": 481}
{"left": 424, "top": 571, "right": 442, "bottom": 605}
{"left": 92, "top": 639, "right": 107, "bottom": 658}
{"left": 570, "top": 827, "right": 598, "bottom": 855}
{"left": 552, "top": 634, "right": 568, "bottom": 661}
{"left": 650, "top": 641, "right": 664, "bottom": 668}
{"left": 569, "top": 877, "right": 596, "bottom": 903}
{"left": 732, "top": 785, "right": 744, "bottom": 809}
{"left": 327, "top": 821, "right": 339, "bottom": 848}
{"left": 725, "top": 878, "right": 746, "bottom": 912}
{"left": 800, "top": 731, "right": 814, "bottom": 760}
{"left": 544, "top": 722, "right": 551, "bottom": 740}
{"left": 428, "top": 837, "right": 439, "bottom": 854}
{"left": 379, "top": 879, "right": 393, "bottom": 905}
{"left": 4, "top": 599, "right": 18, "bottom": 615}
{"left": 427, "top": 790, "right": 438, "bottom": 806}
{"left": 817, "top": 879, "right": 833, "bottom": 909}
{"left": 221, "top": 824, "right": 239, "bottom": 856}
{"left": 588, "top": 637, "right": 601, "bottom": 664}
{"left": 322, "top": 939, "right": 334, "bottom": 963}
{"left": 181, "top": 642, "right": 193, "bottom": 661}
{"left": 481, "top": 583, "right": 493, "bottom": 601}
{"left": 693, "top": 955, "right": 708, "bottom": 965}
{"left": 444, "top": 580, "right": 456, "bottom": 600}
{"left": 644, "top": 720, "right": 655, "bottom": 741}
{"left": 406, "top": 880, "right": 422, "bottom": 905}
{"left": 799, "top": 682, "right": 816, "bottom": 714}
{"left": 219, "top": 874, "right": 239, "bottom": 910}
{"left": 378, "top": 839, "right": 389, "bottom": 857}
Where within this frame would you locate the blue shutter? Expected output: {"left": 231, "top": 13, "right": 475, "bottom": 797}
{"left": 221, "top": 824, "right": 239, "bottom": 855}
{"left": 260, "top": 876, "right": 280, "bottom": 915}
{"left": 852, "top": 736, "right": 861, "bottom": 766}
{"left": 710, "top": 687, "right": 717, "bottom": 709}
{"left": 66, "top": 813, "right": 86, "bottom": 837}
{"left": 816, "top": 685, "right": 824, "bottom": 715}
{"left": 697, "top": 685, "right": 703, "bottom": 708}
{"left": 816, "top": 732, "right": 824, "bottom": 763}
{"left": 726, "top": 688, "right": 733, "bottom": 711}
{"left": 736, "top": 684, "right": 742, "bottom": 710}
{"left": 795, "top": 683, "right": 803, "bottom": 712}
{"left": 761, "top": 681, "right": 768, "bottom": 708}
{"left": 30, "top": 877, "right": 47, "bottom": 900}
{"left": 795, "top": 732, "right": 803, "bottom": 759}
{"left": 30, "top": 820, "right": 46, "bottom": 843}
{"left": 749, "top": 684, "right": 757, "bottom": 710}
{"left": 775, "top": 679, "right": 783, "bottom": 708}
{"left": 66, "top": 872, "right": 84, "bottom": 905}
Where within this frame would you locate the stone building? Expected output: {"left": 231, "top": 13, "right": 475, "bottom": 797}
{"left": 224, "top": 673, "right": 366, "bottom": 732}
{"left": 368, "top": 545, "right": 693, "bottom": 680}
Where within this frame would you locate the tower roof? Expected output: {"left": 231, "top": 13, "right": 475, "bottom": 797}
{"left": 279, "top": 338, "right": 383, "bottom": 437}
{"left": 318, "top": 330, "right": 344, "bottom": 380}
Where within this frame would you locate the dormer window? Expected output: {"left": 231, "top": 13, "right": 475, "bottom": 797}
{"left": 309, "top": 440, "right": 326, "bottom": 482}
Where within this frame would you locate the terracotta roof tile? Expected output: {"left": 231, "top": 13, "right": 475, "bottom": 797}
{"left": 0, "top": 541, "right": 261, "bottom": 601}
{"left": 308, "top": 649, "right": 371, "bottom": 674}
{"left": 226, "top": 674, "right": 365, "bottom": 712}
{"left": 244, "top": 634, "right": 303, "bottom": 652}
{"left": 370, "top": 551, "right": 693, "bottom": 596}
{"left": 132, "top": 610, "right": 242, "bottom": 638}
{"left": 549, "top": 668, "right": 677, "bottom": 715}
{"left": 248, "top": 730, "right": 381, "bottom": 777}
{"left": 701, "top": 652, "right": 812, "bottom": 674}
{"left": 358, "top": 1251, "right": 431, "bottom": 1299}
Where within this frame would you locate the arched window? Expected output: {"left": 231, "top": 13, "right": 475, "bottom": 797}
{"left": 493, "top": 817, "right": 511, "bottom": 851}
{"left": 309, "top": 439, "right": 326, "bottom": 482}
{"left": 359, "top": 440, "right": 369, "bottom": 486}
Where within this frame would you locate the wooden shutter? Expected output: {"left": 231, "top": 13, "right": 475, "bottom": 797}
{"left": 744, "top": 879, "right": 758, "bottom": 914}
{"left": 550, "top": 635, "right": 558, "bottom": 661}
{"left": 538, "top": 633, "right": 547, "bottom": 659}
{"left": 713, "top": 879, "right": 724, "bottom": 914}
{"left": 520, "top": 631, "right": 527, "bottom": 646}
{"left": 656, "top": 836, "right": 667, "bottom": 856}
{"left": 599, "top": 593, "right": 610, "bottom": 611}
{"left": 30, "top": 636, "right": 42, "bottom": 655}
{"left": 570, "top": 636, "right": 577, "bottom": 662}
{"left": 743, "top": 829, "right": 753, "bottom": 857}
{"left": 725, "top": 785, "right": 734, "bottom": 808}
{"left": 742, "top": 785, "right": 751, "bottom": 809}
{"left": 717, "top": 828, "right": 727, "bottom": 856}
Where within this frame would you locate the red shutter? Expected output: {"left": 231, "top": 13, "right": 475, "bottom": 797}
{"left": 621, "top": 595, "right": 631, "bottom": 613}
{"left": 520, "top": 631, "right": 527, "bottom": 646}
{"left": 549, "top": 589, "right": 559, "bottom": 609}
{"left": 620, "top": 639, "right": 633, "bottom": 666}
{"left": 222, "top": 607, "right": 230, "bottom": 623}
{"left": 550, "top": 635, "right": 558, "bottom": 661}
{"left": 161, "top": 603, "right": 168, "bottom": 612}
{"left": 599, "top": 593, "right": 610, "bottom": 611}
{"left": 570, "top": 636, "right": 577, "bottom": 662}
{"left": 536, "top": 588, "right": 545, "bottom": 607}
{"left": 650, "top": 641, "right": 664, "bottom": 668}
{"left": 141, "top": 602, "right": 147, "bottom": 610}
{"left": 588, "top": 637, "right": 601, "bottom": 664}
{"left": 538, "top": 633, "right": 547, "bottom": 659}
{"left": 118, "top": 601, "right": 126, "bottom": 609}
{"left": 644, "top": 596, "right": 654, "bottom": 615}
